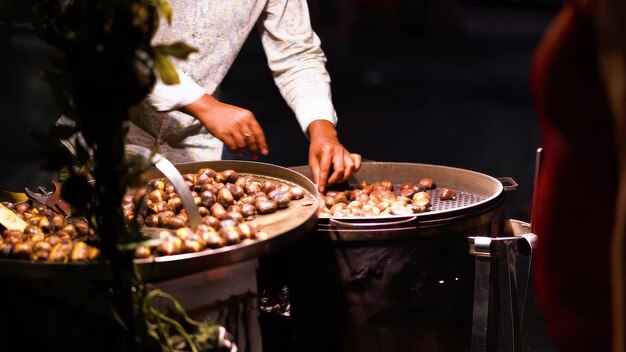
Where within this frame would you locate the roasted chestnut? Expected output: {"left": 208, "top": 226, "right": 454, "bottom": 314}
{"left": 272, "top": 191, "right": 292, "bottom": 209}
{"left": 210, "top": 203, "right": 228, "bottom": 220}
{"left": 241, "top": 203, "right": 256, "bottom": 218}
{"left": 217, "top": 170, "right": 238, "bottom": 184}
{"left": 202, "top": 215, "right": 221, "bottom": 229}
{"left": 438, "top": 188, "right": 456, "bottom": 200}
{"left": 419, "top": 178, "right": 435, "bottom": 189}
{"left": 217, "top": 188, "right": 235, "bottom": 207}
{"left": 197, "top": 168, "right": 217, "bottom": 180}
{"left": 290, "top": 186, "right": 305, "bottom": 200}
{"left": 219, "top": 226, "right": 241, "bottom": 245}
{"left": 256, "top": 199, "right": 277, "bottom": 214}
{"left": 135, "top": 246, "right": 151, "bottom": 259}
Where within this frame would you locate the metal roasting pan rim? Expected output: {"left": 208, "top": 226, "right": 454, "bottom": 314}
{"left": 289, "top": 161, "right": 505, "bottom": 226}
{"left": 0, "top": 160, "right": 319, "bottom": 282}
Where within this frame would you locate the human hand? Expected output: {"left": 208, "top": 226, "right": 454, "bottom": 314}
{"left": 307, "top": 120, "right": 362, "bottom": 193}
{"left": 180, "top": 94, "right": 269, "bottom": 159}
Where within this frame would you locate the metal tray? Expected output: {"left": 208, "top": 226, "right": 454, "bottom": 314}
{"left": 290, "top": 162, "right": 509, "bottom": 240}
{"left": 0, "top": 160, "right": 319, "bottom": 282}
{"left": 135, "top": 160, "right": 319, "bottom": 281}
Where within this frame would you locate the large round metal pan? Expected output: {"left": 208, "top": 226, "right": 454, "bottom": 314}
{"left": 290, "top": 162, "right": 507, "bottom": 240}
{"left": 0, "top": 161, "right": 319, "bottom": 282}
{"left": 134, "top": 160, "right": 319, "bottom": 281}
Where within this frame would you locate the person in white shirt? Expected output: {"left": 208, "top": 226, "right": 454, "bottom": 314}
{"left": 129, "top": 0, "right": 361, "bottom": 192}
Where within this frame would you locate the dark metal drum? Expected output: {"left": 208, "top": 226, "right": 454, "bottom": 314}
{"left": 278, "top": 162, "right": 513, "bottom": 352}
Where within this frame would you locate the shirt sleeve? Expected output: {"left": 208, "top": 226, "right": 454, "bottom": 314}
{"left": 147, "top": 68, "right": 206, "bottom": 112}
{"left": 257, "top": 0, "right": 338, "bottom": 134}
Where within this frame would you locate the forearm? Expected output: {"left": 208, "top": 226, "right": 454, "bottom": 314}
{"left": 307, "top": 119, "right": 338, "bottom": 142}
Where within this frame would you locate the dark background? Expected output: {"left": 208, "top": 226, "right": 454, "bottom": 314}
{"left": 1, "top": 1, "right": 559, "bottom": 350}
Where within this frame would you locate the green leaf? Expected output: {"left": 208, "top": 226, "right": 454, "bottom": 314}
{"left": 154, "top": 42, "right": 198, "bottom": 60}
{"left": 158, "top": 0, "right": 173, "bottom": 25}
{"left": 153, "top": 50, "right": 180, "bottom": 85}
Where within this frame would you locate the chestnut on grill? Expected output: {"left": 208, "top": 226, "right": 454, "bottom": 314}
{"left": 333, "top": 192, "right": 348, "bottom": 204}
{"left": 197, "top": 168, "right": 217, "bottom": 180}
{"left": 238, "top": 223, "right": 256, "bottom": 240}
{"left": 217, "top": 170, "right": 238, "bottom": 184}
{"left": 148, "top": 189, "right": 167, "bottom": 203}
{"left": 201, "top": 182, "right": 219, "bottom": 194}
{"left": 357, "top": 180, "right": 370, "bottom": 190}
{"left": 413, "top": 197, "right": 431, "bottom": 208}
{"left": 226, "top": 211, "right": 244, "bottom": 223}
{"left": 210, "top": 203, "right": 228, "bottom": 220}
{"left": 12, "top": 242, "right": 33, "bottom": 259}
{"left": 290, "top": 186, "right": 305, "bottom": 200}
{"left": 167, "top": 197, "right": 183, "bottom": 212}
{"left": 194, "top": 173, "right": 211, "bottom": 189}
{"left": 75, "top": 220, "right": 90, "bottom": 237}
{"left": 149, "top": 179, "right": 166, "bottom": 191}
{"left": 220, "top": 226, "right": 241, "bottom": 245}
{"left": 156, "top": 210, "right": 174, "bottom": 227}
{"left": 165, "top": 216, "right": 186, "bottom": 229}
{"left": 154, "top": 200, "right": 168, "bottom": 213}
{"left": 419, "top": 178, "right": 435, "bottom": 189}
{"left": 438, "top": 188, "right": 457, "bottom": 200}
{"left": 272, "top": 191, "right": 292, "bottom": 209}
{"left": 399, "top": 188, "right": 416, "bottom": 199}
{"left": 156, "top": 235, "right": 183, "bottom": 256}
{"left": 15, "top": 202, "right": 30, "bottom": 213}
{"left": 261, "top": 180, "right": 277, "bottom": 194}
{"left": 196, "top": 225, "right": 223, "bottom": 248}
{"left": 145, "top": 214, "right": 159, "bottom": 227}
{"left": 71, "top": 242, "right": 90, "bottom": 262}
{"left": 217, "top": 188, "right": 235, "bottom": 207}
{"left": 182, "top": 173, "right": 196, "bottom": 184}
{"left": 32, "top": 241, "right": 51, "bottom": 261}
{"left": 50, "top": 214, "right": 65, "bottom": 231}
{"left": 323, "top": 195, "right": 336, "bottom": 208}
{"left": 48, "top": 241, "right": 72, "bottom": 262}
{"left": 200, "top": 190, "right": 216, "bottom": 208}
{"left": 245, "top": 182, "right": 262, "bottom": 195}
{"left": 234, "top": 176, "right": 248, "bottom": 189}
{"left": 241, "top": 203, "right": 256, "bottom": 218}
{"left": 135, "top": 246, "right": 151, "bottom": 259}
{"left": 203, "top": 215, "right": 221, "bottom": 229}
{"left": 198, "top": 206, "right": 210, "bottom": 217}
{"left": 256, "top": 199, "right": 277, "bottom": 214}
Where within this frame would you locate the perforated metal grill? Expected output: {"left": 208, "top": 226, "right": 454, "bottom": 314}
{"left": 427, "top": 188, "right": 486, "bottom": 212}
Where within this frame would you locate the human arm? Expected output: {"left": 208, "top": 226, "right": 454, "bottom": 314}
{"left": 257, "top": 0, "right": 361, "bottom": 191}
{"left": 179, "top": 94, "right": 268, "bottom": 159}
{"left": 147, "top": 69, "right": 268, "bottom": 159}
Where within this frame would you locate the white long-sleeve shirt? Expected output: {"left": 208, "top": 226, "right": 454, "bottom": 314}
{"left": 127, "top": 0, "right": 338, "bottom": 163}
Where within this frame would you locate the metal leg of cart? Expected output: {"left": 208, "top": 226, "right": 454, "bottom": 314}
{"left": 150, "top": 259, "right": 263, "bottom": 352}
{"left": 469, "top": 228, "right": 537, "bottom": 352}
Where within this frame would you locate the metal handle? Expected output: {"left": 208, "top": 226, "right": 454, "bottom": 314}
{"left": 497, "top": 177, "right": 519, "bottom": 191}
{"left": 329, "top": 215, "right": 418, "bottom": 228}
{"left": 125, "top": 144, "right": 202, "bottom": 229}
{"left": 530, "top": 147, "right": 543, "bottom": 233}
{"left": 470, "top": 232, "right": 537, "bottom": 352}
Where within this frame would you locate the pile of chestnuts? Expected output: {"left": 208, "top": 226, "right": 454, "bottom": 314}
{"left": 0, "top": 202, "right": 99, "bottom": 262}
{"left": 319, "top": 178, "right": 454, "bottom": 217}
{"left": 124, "top": 168, "right": 306, "bottom": 258}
